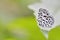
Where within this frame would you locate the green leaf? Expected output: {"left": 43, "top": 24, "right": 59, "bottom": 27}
{"left": 7, "top": 16, "right": 46, "bottom": 40}
{"left": 48, "top": 25, "right": 60, "bottom": 40}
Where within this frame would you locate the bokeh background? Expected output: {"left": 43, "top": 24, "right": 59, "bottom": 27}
{"left": 0, "top": 0, "right": 60, "bottom": 40}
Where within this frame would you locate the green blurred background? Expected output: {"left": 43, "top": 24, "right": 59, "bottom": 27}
{"left": 0, "top": 0, "right": 60, "bottom": 40}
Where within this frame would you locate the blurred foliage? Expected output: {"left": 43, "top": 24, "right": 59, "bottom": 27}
{"left": 48, "top": 25, "right": 60, "bottom": 40}
{"left": 6, "top": 16, "right": 46, "bottom": 40}
{"left": 0, "top": 0, "right": 40, "bottom": 16}
{"left": 0, "top": 0, "right": 60, "bottom": 40}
